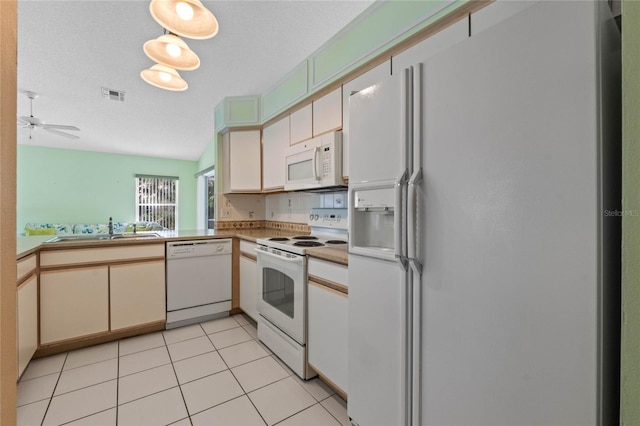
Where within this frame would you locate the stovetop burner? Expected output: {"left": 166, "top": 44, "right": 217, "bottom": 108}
{"left": 325, "top": 240, "right": 347, "bottom": 245}
{"left": 269, "top": 237, "right": 290, "bottom": 242}
{"left": 293, "top": 241, "right": 325, "bottom": 248}
{"left": 293, "top": 235, "right": 318, "bottom": 240}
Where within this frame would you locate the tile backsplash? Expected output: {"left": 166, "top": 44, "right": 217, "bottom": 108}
{"left": 217, "top": 193, "right": 266, "bottom": 222}
{"left": 265, "top": 191, "right": 347, "bottom": 223}
{"left": 217, "top": 190, "right": 348, "bottom": 224}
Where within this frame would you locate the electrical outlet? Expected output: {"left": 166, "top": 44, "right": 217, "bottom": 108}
{"left": 249, "top": 211, "right": 254, "bottom": 219}
{"left": 222, "top": 209, "right": 231, "bottom": 218}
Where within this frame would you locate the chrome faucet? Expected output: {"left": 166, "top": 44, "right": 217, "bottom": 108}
{"left": 108, "top": 217, "right": 113, "bottom": 236}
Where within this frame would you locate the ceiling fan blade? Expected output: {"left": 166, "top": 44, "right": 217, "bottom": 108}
{"left": 45, "top": 128, "right": 80, "bottom": 140}
{"left": 43, "top": 124, "right": 80, "bottom": 131}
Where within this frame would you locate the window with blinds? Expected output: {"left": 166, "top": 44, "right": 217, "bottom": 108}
{"left": 135, "top": 175, "right": 179, "bottom": 230}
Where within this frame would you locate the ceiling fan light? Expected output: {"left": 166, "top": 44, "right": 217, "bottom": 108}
{"left": 159, "top": 71, "right": 172, "bottom": 82}
{"left": 166, "top": 42, "right": 181, "bottom": 57}
{"left": 175, "top": 1, "right": 194, "bottom": 20}
{"left": 143, "top": 33, "right": 200, "bottom": 70}
{"left": 140, "top": 64, "right": 188, "bottom": 91}
{"left": 149, "top": 0, "right": 219, "bottom": 40}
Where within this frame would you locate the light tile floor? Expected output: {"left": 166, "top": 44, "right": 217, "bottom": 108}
{"left": 18, "top": 314, "right": 349, "bottom": 426}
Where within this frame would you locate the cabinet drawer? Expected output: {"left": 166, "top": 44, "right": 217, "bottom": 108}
{"left": 240, "top": 240, "right": 257, "bottom": 254}
{"left": 17, "top": 254, "right": 37, "bottom": 282}
{"left": 308, "top": 258, "right": 348, "bottom": 287}
{"left": 41, "top": 244, "right": 164, "bottom": 267}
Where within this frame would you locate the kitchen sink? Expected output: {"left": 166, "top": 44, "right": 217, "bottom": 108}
{"left": 46, "top": 233, "right": 161, "bottom": 243}
{"left": 109, "top": 233, "right": 162, "bottom": 240}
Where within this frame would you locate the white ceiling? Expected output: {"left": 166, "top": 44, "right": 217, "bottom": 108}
{"left": 17, "top": 0, "right": 374, "bottom": 161}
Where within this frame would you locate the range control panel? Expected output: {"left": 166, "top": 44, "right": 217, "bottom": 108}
{"left": 308, "top": 208, "right": 348, "bottom": 230}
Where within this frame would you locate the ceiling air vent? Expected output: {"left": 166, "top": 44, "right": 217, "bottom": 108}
{"left": 101, "top": 87, "right": 125, "bottom": 102}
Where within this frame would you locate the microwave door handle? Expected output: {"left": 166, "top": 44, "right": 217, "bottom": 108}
{"left": 313, "top": 147, "right": 320, "bottom": 181}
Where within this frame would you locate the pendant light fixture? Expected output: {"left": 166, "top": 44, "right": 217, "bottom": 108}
{"left": 149, "top": 0, "right": 219, "bottom": 40}
{"left": 140, "top": 64, "right": 188, "bottom": 91}
{"left": 143, "top": 33, "right": 200, "bottom": 70}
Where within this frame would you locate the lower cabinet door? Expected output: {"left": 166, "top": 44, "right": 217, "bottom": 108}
{"left": 17, "top": 275, "right": 38, "bottom": 377}
{"left": 308, "top": 281, "right": 348, "bottom": 394}
{"left": 40, "top": 266, "right": 109, "bottom": 345}
{"left": 110, "top": 260, "right": 166, "bottom": 331}
{"left": 239, "top": 255, "right": 258, "bottom": 321}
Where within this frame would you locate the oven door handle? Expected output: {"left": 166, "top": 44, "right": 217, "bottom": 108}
{"left": 255, "top": 248, "right": 305, "bottom": 265}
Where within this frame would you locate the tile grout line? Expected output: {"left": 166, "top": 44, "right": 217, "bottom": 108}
{"left": 116, "top": 340, "right": 120, "bottom": 426}
{"left": 57, "top": 407, "right": 115, "bottom": 426}
{"left": 164, "top": 327, "right": 194, "bottom": 424}
{"left": 318, "top": 393, "right": 347, "bottom": 425}
{"left": 201, "top": 319, "right": 269, "bottom": 426}
{"left": 317, "top": 396, "right": 347, "bottom": 426}
{"left": 39, "top": 352, "right": 68, "bottom": 426}
{"left": 271, "top": 402, "right": 325, "bottom": 426}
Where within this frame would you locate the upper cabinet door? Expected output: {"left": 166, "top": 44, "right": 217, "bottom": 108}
{"left": 289, "top": 104, "right": 313, "bottom": 145}
{"left": 313, "top": 87, "right": 342, "bottom": 137}
{"left": 229, "top": 130, "right": 262, "bottom": 192}
{"left": 263, "top": 116, "right": 290, "bottom": 191}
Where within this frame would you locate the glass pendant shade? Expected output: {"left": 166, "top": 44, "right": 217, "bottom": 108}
{"left": 143, "top": 34, "right": 200, "bottom": 70}
{"left": 140, "top": 64, "right": 188, "bottom": 91}
{"left": 149, "top": 0, "right": 219, "bottom": 39}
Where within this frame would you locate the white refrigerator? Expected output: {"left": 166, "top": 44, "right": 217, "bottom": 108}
{"left": 347, "top": 1, "right": 621, "bottom": 425}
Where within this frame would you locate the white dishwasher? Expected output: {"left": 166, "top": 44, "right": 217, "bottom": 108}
{"left": 166, "top": 239, "right": 232, "bottom": 329}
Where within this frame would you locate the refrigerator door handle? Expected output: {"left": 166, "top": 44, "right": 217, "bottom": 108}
{"left": 408, "top": 62, "right": 423, "bottom": 275}
{"left": 394, "top": 170, "right": 408, "bottom": 261}
{"left": 410, "top": 261, "right": 421, "bottom": 426}
{"left": 407, "top": 170, "right": 423, "bottom": 274}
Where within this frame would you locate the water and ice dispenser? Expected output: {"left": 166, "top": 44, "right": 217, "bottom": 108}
{"left": 349, "top": 181, "right": 399, "bottom": 260}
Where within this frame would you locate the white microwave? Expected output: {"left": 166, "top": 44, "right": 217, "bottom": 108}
{"left": 284, "top": 131, "right": 344, "bottom": 191}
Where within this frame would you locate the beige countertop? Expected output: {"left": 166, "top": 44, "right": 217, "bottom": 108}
{"left": 17, "top": 228, "right": 348, "bottom": 265}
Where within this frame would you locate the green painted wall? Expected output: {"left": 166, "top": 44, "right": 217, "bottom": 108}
{"left": 621, "top": 1, "right": 640, "bottom": 424}
{"left": 17, "top": 145, "right": 198, "bottom": 233}
{"left": 197, "top": 137, "right": 216, "bottom": 172}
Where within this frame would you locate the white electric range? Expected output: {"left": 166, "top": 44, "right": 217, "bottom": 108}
{"left": 255, "top": 208, "right": 347, "bottom": 379}
{"left": 257, "top": 208, "right": 348, "bottom": 255}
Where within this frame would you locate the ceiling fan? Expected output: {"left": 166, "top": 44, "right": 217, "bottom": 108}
{"left": 17, "top": 91, "right": 80, "bottom": 140}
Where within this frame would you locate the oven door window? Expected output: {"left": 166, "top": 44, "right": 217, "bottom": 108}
{"left": 262, "top": 267, "right": 295, "bottom": 318}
